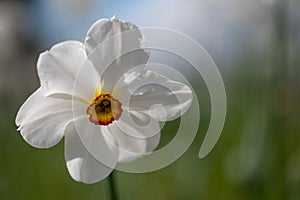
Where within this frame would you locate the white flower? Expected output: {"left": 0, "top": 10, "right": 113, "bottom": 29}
{"left": 15, "top": 17, "right": 192, "bottom": 184}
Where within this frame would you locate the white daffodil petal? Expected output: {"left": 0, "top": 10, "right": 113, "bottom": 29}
{"left": 118, "top": 69, "right": 193, "bottom": 121}
{"left": 18, "top": 111, "right": 75, "bottom": 148}
{"left": 16, "top": 87, "right": 43, "bottom": 126}
{"left": 16, "top": 88, "right": 86, "bottom": 126}
{"left": 37, "top": 41, "right": 99, "bottom": 99}
{"left": 16, "top": 88, "right": 85, "bottom": 148}
{"left": 64, "top": 122, "right": 115, "bottom": 184}
{"left": 85, "top": 17, "right": 149, "bottom": 91}
{"left": 109, "top": 111, "right": 161, "bottom": 163}
{"left": 71, "top": 117, "right": 119, "bottom": 170}
{"left": 71, "top": 59, "right": 101, "bottom": 101}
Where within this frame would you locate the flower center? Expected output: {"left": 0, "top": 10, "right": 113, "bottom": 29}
{"left": 86, "top": 94, "right": 123, "bottom": 126}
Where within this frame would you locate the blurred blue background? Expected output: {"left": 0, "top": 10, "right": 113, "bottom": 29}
{"left": 0, "top": 0, "right": 299, "bottom": 199}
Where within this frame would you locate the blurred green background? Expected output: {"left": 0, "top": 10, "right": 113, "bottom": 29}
{"left": 0, "top": 0, "right": 299, "bottom": 199}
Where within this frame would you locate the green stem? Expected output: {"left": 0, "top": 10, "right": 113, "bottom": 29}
{"left": 108, "top": 172, "right": 118, "bottom": 200}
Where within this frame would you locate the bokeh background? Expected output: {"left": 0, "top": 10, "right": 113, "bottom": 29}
{"left": 0, "top": 0, "right": 299, "bottom": 199}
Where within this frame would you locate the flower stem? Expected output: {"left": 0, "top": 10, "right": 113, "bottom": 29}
{"left": 108, "top": 172, "right": 118, "bottom": 200}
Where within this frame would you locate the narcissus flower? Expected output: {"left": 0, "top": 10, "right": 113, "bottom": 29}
{"left": 15, "top": 16, "right": 192, "bottom": 183}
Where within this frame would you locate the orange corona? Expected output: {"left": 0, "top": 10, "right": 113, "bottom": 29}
{"left": 86, "top": 94, "right": 123, "bottom": 126}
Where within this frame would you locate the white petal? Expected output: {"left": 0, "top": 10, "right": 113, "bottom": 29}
{"left": 117, "top": 68, "right": 193, "bottom": 121}
{"left": 16, "top": 87, "right": 43, "bottom": 127}
{"left": 16, "top": 88, "right": 85, "bottom": 148}
{"left": 37, "top": 41, "right": 99, "bottom": 99}
{"left": 85, "top": 17, "right": 149, "bottom": 92}
{"left": 71, "top": 59, "right": 101, "bottom": 101}
{"left": 71, "top": 117, "right": 119, "bottom": 169}
{"left": 64, "top": 122, "right": 115, "bottom": 184}
{"left": 16, "top": 88, "right": 84, "bottom": 126}
{"left": 108, "top": 111, "right": 161, "bottom": 163}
